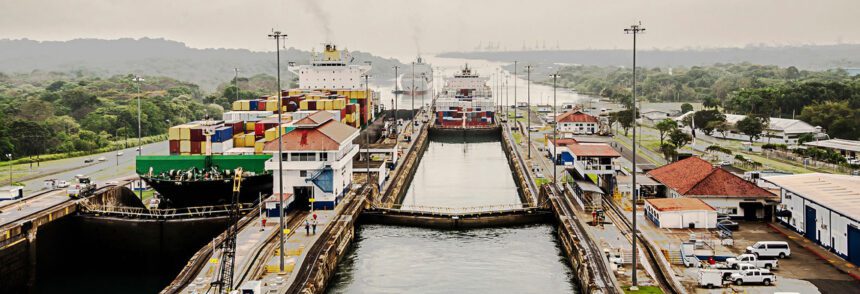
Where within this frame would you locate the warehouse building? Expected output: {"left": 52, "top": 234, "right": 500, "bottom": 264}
{"left": 644, "top": 198, "right": 718, "bottom": 229}
{"left": 765, "top": 173, "right": 860, "bottom": 266}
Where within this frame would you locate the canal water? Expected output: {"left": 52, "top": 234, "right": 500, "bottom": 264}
{"left": 327, "top": 134, "right": 578, "bottom": 293}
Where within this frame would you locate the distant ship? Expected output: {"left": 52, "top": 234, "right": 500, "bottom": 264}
{"left": 394, "top": 56, "right": 433, "bottom": 97}
{"left": 433, "top": 64, "right": 495, "bottom": 128}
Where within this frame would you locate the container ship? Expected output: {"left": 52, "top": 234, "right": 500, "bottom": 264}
{"left": 394, "top": 56, "right": 433, "bottom": 97}
{"left": 136, "top": 43, "right": 378, "bottom": 208}
{"left": 433, "top": 64, "right": 495, "bottom": 128}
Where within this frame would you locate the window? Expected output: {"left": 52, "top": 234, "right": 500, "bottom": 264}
{"left": 291, "top": 153, "right": 316, "bottom": 161}
{"left": 300, "top": 170, "right": 308, "bottom": 177}
{"left": 319, "top": 152, "right": 329, "bottom": 161}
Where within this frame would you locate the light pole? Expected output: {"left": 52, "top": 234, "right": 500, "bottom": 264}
{"left": 362, "top": 70, "right": 373, "bottom": 188}
{"left": 550, "top": 73, "right": 559, "bottom": 187}
{"left": 6, "top": 154, "right": 11, "bottom": 184}
{"left": 411, "top": 62, "right": 415, "bottom": 130}
{"left": 624, "top": 21, "right": 645, "bottom": 290}
{"left": 504, "top": 75, "right": 509, "bottom": 122}
{"left": 421, "top": 72, "right": 427, "bottom": 116}
{"left": 393, "top": 65, "right": 400, "bottom": 136}
{"left": 267, "top": 30, "right": 288, "bottom": 273}
{"left": 525, "top": 65, "right": 533, "bottom": 158}
{"left": 133, "top": 76, "right": 144, "bottom": 156}
{"left": 234, "top": 68, "right": 240, "bottom": 102}
{"left": 513, "top": 61, "right": 517, "bottom": 125}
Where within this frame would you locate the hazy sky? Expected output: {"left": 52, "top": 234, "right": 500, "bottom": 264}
{"left": 1, "top": 0, "right": 858, "bottom": 58}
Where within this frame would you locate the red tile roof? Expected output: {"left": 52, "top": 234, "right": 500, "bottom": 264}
{"left": 567, "top": 143, "right": 621, "bottom": 157}
{"left": 557, "top": 110, "right": 598, "bottom": 123}
{"left": 551, "top": 138, "right": 579, "bottom": 146}
{"left": 263, "top": 120, "right": 357, "bottom": 151}
{"left": 647, "top": 157, "right": 775, "bottom": 198}
{"left": 646, "top": 198, "right": 716, "bottom": 212}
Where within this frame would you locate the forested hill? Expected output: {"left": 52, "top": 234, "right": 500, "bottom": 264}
{"left": 0, "top": 38, "right": 403, "bottom": 91}
{"left": 440, "top": 44, "right": 860, "bottom": 70}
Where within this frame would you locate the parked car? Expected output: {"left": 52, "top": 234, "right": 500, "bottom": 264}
{"left": 730, "top": 269, "right": 776, "bottom": 286}
{"left": 97, "top": 156, "right": 107, "bottom": 162}
{"left": 726, "top": 254, "right": 778, "bottom": 270}
{"left": 712, "top": 263, "right": 764, "bottom": 281}
{"left": 746, "top": 241, "right": 791, "bottom": 259}
{"left": 718, "top": 219, "right": 739, "bottom": 231}
{"left": 84, "top": 158, "right": 95, "bottom": 163}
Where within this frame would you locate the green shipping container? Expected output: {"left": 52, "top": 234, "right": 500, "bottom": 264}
{"left": 136, "top": 154, "right": 272, "bottom": 175}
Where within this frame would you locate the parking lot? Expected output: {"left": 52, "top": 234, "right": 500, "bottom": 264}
{"left": 712, "top": 221, "right": 860, "bottom": 293}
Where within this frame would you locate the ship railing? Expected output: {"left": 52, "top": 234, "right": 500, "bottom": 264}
{"left": 78, "top": 203, "right": 253, "bottom": 219}
{"left": 373, "top": 203, "right": 535, "bottom": 214}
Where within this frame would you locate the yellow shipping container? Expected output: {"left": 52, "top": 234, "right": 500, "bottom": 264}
{"left": 266, "top": 101, "right": 278, "bottom": 111}
{"left": 233, "top": 134, "right": 245, "bottom": 147}
{"left": 267, "top": 96, "right": 278, "bottom": 101}
{"left": 168, "top": 126, "right": 181, "bottom": 140}
{"left": 333, "top": 98, "right": 346, "bottom": 110}
{"left": 232, "top": 100, "right": 242, "bottom": 111}
{"left": 179, "top": 140, "right": 192, "bottom": 153}
{"left": 200, "top": 142, "right": 207, "bottom": 154}
{"left": 179, "top": 124, "right": 198, "bottom": 141}
{"left": 254, "top": 139, "right": 266, "bottom": 154}
{"left": 324, "top": 99, "right": 333, "bottom": 110}
{"left": 244, "top": 134, "right": 256, "bottom": 147}
{"left": 245, "top": 122, "right": 255, "bottom": 132}
{"left": 240, "top": 100, "right": 250, "bottom": 111}
{"left": 300, "top": 100, "right": 309, "bottom": 110}
{"left": 265, "top": 127, "right": 276, "bottom": 142}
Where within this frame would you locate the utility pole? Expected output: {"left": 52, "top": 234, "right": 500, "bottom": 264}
{"left": 525, "top": 65, "right": 533, "bottom": 158}
{"left": 133, "top": 76, "right": 144, "bottom": 156}
{"left": 411, "top": 62, "right": 415, "bottom": 130}
{"left": 624, "top": 22, "right": 645, "bottom": 291}
{"left": 505, "top": 75, "right": 509, "bottom": 122}
{"left": 393, "top": 65, "right": 400, "bottom": 136}
{"left": 267, "top": 30, "right": 288, "bottom": 273}
{"left": 234, "top": 68, "right": 240, "bottom": 102}
{"left": 550, "top": 73, "right": 559, "bottom": 187}
{"left": 363, "top": 71, "right": 372, "bottom": 187}
{"left": 513, "top": 61, "right": 518, "bottom": 125}
{"left": 6, "top": 154, "right": 11, "bottom": 184}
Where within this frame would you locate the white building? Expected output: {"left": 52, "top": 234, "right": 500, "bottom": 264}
{"left": 556, "top": 110, "right": 599, "bottom": 137}
{"left": 675, "top": 112, "right": 827, "bottom": 145}
{"left": 264, "top": 111, "right": 359, "bottom": 210}
{"left": 648, "top": 157, "right": 777, "bottom": 219}
{"left": 640, "top": 109, "right": 673, "bottom": 125}
{"left": 765, "top": 173, "right": 860, "bottom": 266}
{"left": 804, "top": 139, "right": 860, "bottom": 160}
{"left": 644, "top": 198, "right": 718, "bottom": 229}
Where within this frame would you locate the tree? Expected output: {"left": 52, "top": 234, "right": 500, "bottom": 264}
{"left": 669, "top": 129, "right": 692, "bottom": 149}
{"left": 694, "top": 110, "right": 727, "bottom": 136}
{"left": 611, "top": 109, "right": 637, "bottom": 136}
{"left": 702, "top": 97, "right": 719, "bottom": 109}
{"left": 680, "top": 103, "right": 694, "bottom": 113}
{"left": 655, "top": 119, "right": 677, "bottom": 145}
{"left": 797, "top": 133, "right": 816, "bottom": 145}
{"left": 736, "top": 116, "right": 765, "bottom": 143}
{"left": 800, "top": 101, "right": 860, "bottom": 140}
{"left": 660, "top": 143, "right": 678, "bottom": 162}
{"left": 712, "top": 120, "right": 731, "bottom": 139}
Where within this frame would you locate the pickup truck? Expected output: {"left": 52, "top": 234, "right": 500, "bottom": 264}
{"left": 711, "top": 263, "right": 764, "bottom": 281}
{"left": 730, "top": 268, "right": 777, "bottom": 286}
{"left": 726, "top": 253, "right": 778, "bottom": 269}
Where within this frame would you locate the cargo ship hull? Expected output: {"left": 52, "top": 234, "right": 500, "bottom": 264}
{"left": 433, "top": 64, "right": 495, "bottom": 129}
{"left": 141, "top": 173, "right": 272, "bottom": 208}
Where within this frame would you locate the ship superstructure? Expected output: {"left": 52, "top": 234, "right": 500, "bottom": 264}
{"left": 433, "top": 64, "right": 495, "bottom": 128}
{"left": 397, "top": 56, "right": 433, "bottom": 97}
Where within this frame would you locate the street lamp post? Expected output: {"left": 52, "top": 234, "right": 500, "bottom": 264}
{"left": 267, "top": 30, "right": 288, "bottom": 273}
{"left": 525, "top": 65, "right": 533, "bottom": 158}
{"left": 513, "top": 61, "right": 517, "bottom": 126}
{"left": 362, "top": 69, "right": 373, "bottom": 188}
{"left": 550, "top": 73, "right": 560, "bottom": 187}
{"left": 6, "top": 154, "right": 11, "bottom": 184}
{"left": 392, "top": 65, "right": 400, "bottom": 136}
{"left": 624, "top": 22, "right": 645, "bottom": 290}
{"left": 133, "top": 76, "right": 144, "bottom": 156}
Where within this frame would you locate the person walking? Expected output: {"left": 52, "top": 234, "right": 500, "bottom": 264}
{"left": 312, "top": 219, "right": 318, "bottom": 235}
{"left": 304, "top": 219, "right": 310, "bottom": 236}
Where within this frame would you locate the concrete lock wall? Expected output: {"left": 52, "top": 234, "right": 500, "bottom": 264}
{"left": 33, "top": 214, "right": 229, "bottom": 293}
{"left": 0, "top": 237, "right": 31, "bottom": 293}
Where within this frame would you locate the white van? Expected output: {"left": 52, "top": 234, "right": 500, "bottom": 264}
{"left": 746, "top": 241, "right": 791, "bottom": 258}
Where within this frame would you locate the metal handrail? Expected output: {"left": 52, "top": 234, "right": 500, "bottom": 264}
{"left": 374, "top": 203, "right": 534, "bottom": 213}
{"left": 79, "top": 203, "right": 253, "bottom": 219}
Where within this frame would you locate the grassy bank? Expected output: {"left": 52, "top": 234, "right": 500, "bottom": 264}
{"left": 0, "top": 134, "right": 167, "bottom": 167}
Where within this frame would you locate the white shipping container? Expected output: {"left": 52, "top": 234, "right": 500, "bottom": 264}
{"left": 211, "top": 139, "right": 233, "bottom": 154}
{"left": 180, "top": 140, "right": 191, "bottom": 152}
{"left": 224, "top": 147, "right": 256, "bottom": 155}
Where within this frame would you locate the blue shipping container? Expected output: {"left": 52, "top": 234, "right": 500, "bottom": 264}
{"left": 212, "top": 126, "right": 233, "bottom": 143}
{"left": 249, "top": 100, "right": 259, "bottom": 111}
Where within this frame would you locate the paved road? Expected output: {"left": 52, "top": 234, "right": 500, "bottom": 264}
{"left": 4, "top": 141, "right": 168, "bottom": 195}
{"left": 0, "top": 190, "right": 68, "bottom": 227}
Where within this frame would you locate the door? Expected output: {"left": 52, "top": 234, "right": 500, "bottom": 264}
{"left": 848, "top": 225, "right": 860, "bottom": 266}
{"left": 293, "top": 186, "right": 313, "bottom": 211}
{"left": 805, "top": 206, "right": 817, "bottom": 242}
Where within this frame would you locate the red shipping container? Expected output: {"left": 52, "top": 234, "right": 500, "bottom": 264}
{"left": 255, "top": 122, "right": 265, "bottom": 136}
{"left": 340, "top": 108, "right": 347, "bottom": 120}
{"left": 308, "top": 100, "right": 317, "bottom": 110}
{"left": 190, "top": 141, "right": 202, "bottom": 154}
{"left": 190, "top": 127, "right": 205, "bottom": 141}
{"left": 258, "top": 100, "right": 267, "bottom": 111}
{"left": 232, "top": 121, "right": 244, "bottom": 134}
{"left": 169, "top": 140, "right": 180, "bottom": 154}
